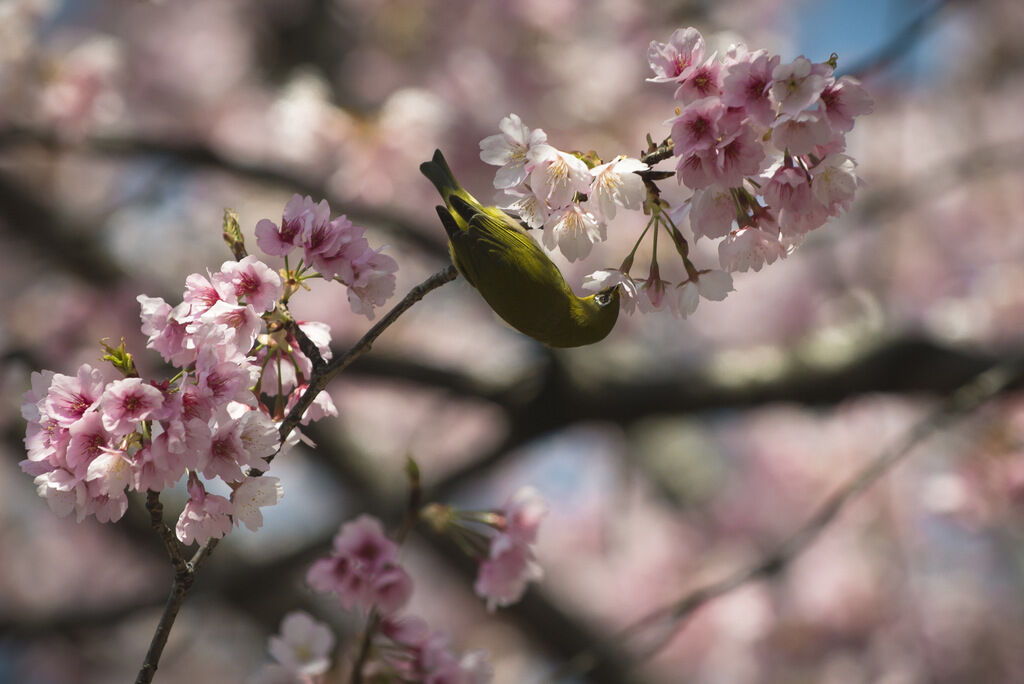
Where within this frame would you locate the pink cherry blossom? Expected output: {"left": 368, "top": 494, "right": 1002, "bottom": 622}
{"left": 182, "top": 273, "right": 222, "bottom": 317}
{"left": 66, "top": 410, "right": 113, "bottom": 475}
{"left": 45, "top": 363, "right": 109, "bottom": 428}
{"left": 84, "top": 445, "right": 132, "bottom": 498}
{"left": 771, "top": 56, "right": 832, "bottom": 116}
{"left": 138, "top": 295, "right": 193, "bottom": 367}
{"left": 345, "top": 248, "right": 399, "bottom": 319}
{"left": 193, "top": 326, "right": 260, "bottom": 406}
{"left": 721, "top": 49, "right": 780, "bottom": 127}
{"left": 255, "top": 194, "right": 329, "bottom": 257}
{"left": 676, "top": 150, "right": 718, "bottom": 190}
{"left": 84, "top": 483, "right": 129, "bottom": 524}
{"left": 475, "top": 542, "right": 541, "bottom": 612}
{"left": 669, "top": 97, "right": 725, "bottom": 159}
{"left": 202, "top": 413, "right": 274, "bottom": 483}
{"left": 638, "top": 261, "right": 675, "bottom": 314}
{"left": 304, "top": 215, "right": 365, "bottom": 280}
{"left": 306, "top": 515, "right": 412, "bottom": 616}
{"left": 709, "top": 124, "right": 766, "bottom": 187}
{"left": 771, "top": 109, "right": 833, "bottom": 156}
{"left": 176, "top": 475, "right": 234, "bottom": 545}
{"left": 372, "top": 564, "right": 415, "bottom": 616}
{"left": 99, "top": 378, "right": 164, "bottom": 436}
{"left": 674, "top": 55, "right": 723, "bottom": 105}
{"left": 501, "top": 486, "right": 547, "bottom": 545}
{"left": 819, "top": 75, "right": 873, "bottom": 133}
{"left": 196, "top": 300, "right": 262, "bottom": 356}
{"left": 132, "top": 441, "right": 185, "bottom": 492}
{"left": 719, "top": 226, "right": 787, "bottom": 272}
{"left": 474, "top": 487, "right": 547, "bottom": 611}
{"left": 33, "top": 468, "right": 86, "bottom": 519}
{"left": 690, "top": 185, "right": 737, "bottom": 239}
{"left": 213, "top": 256, "right": 283, "bottom": 313}
{"left": 647, "top": 27, "right": 705, "bottom": 83}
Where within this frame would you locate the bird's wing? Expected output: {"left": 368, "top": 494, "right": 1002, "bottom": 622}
{"left": 448, "top": 210, "right": 576, "bottom": 339}
{"left": 458, "top": 212, "right": 563, "bottom": 290}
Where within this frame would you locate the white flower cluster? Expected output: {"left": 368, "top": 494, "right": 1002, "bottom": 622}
{"left": 479, "top": 113, "right": 648, "bottom": 262}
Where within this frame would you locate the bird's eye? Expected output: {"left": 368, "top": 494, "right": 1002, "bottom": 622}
{"left": 596, "top": 293, "right": 610, "bottom": 306}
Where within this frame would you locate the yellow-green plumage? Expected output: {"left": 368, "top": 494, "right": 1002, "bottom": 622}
{"left": 420, "top": 149, "right": 619, "bottom": 348}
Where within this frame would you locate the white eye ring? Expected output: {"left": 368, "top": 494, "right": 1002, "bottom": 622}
{"left": 596, "top": 293, "right": 610, "bottom": 306}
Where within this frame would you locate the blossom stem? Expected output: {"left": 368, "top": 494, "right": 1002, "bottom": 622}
{"left": 350, "top": 610, "right": 380, "bottom": 684}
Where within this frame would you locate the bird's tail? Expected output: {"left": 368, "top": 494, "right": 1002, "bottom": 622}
{"left": 419, "top": 149, "right": 462, "bottom": 206}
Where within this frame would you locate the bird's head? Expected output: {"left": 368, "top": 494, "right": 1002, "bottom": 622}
{"left": 553, "top": 284, "right": 620, "bottom": 348}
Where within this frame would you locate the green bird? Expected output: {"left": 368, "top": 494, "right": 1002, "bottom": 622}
{"left": 420, "top": 149, "right": 620, "bottom": 348}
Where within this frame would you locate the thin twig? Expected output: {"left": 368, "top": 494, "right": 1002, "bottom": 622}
{"left": 350, "top": 610, "right": 380, "bottom": 684}
{"left": 544, "top": 357, "right": 1024, "bottom": 682}
{"left": 145, "top": 491, "right": 186, "bottom": 574}
{"left": 137, "top": 491, "right": 199, "bottom": 684}
{"left": 274, "top": 264, "right": 458, "bottom": 451}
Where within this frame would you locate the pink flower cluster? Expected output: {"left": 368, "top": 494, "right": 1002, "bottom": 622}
{"left": 255, "top": 194, "right": 398, "bottom": 319}
{"left": 373, "top": 616, "right": 493, "bottom": 684}
{"left": 305, "top": 514, "right": 495, "bottom": 682}
{"left": 652, "top": 27, "right": 873, "bottom": 272}
{"left": 306, "top": 515, "right": 414, "bottom": 616}
{"left": 480, "top": 114, "right": 648, "bottom": 262}
{"left": 473, "top": 486, "right": 548, "bottom": 611}
{"left": 20, "top": 253, "right": 344, "bottom": 544}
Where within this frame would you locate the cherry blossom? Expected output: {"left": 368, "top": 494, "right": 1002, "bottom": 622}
{"left": 474, "top": 487, "right": 547, "bottom": 611}
{"left": 588, "top": 155, "right": 648, "bottom": 221}
{"left": 647, "top": 27, "right": 705, "bottom": 83}
{"left": 819, "top": 75, "right": 873, "bottom": 132}
{"left": 266, "top": 611, "right": 334, "bottom": 677}
{"left": 214, "top": 255, "right": 283, "bottom": 313}
{"left": 306, "top": 515, "right": 413, "bottom": 616}
{"left": 479, "top": 113, "right": 552, "bottom": 189}
{"left": 176, "top": 475, "right": 234, "bottom": 545}
{"left": 529, "top": 146, "right": 591, "bottom": 209}
{"left": 719, "top": 226, "right": 787, "bottom": 272}
{"left": 254, "top": 194, "right": 329, "bottom": 257}
{"left": 543, "top": 203, "right": 605, "bottom": 262}
{"left": 690, "top": 185, "right": 737, "bottom": 240}
{"left": 771, "top": 56, "right": 831, "bottom": 116}
{"left": 99, "top": 378, "right": 164, "bottom": 436}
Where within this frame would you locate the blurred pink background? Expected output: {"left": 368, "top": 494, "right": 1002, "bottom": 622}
{"left": 2, "top": 0, "right": 1024, "bottom": 682}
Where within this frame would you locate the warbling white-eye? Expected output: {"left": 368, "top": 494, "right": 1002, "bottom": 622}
{"left": 421, "top": 149, "right": 620, "bottom": 348}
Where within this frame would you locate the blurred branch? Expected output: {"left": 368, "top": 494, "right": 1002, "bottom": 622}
{"left": 544, "top": 355, "right": 1024, "bottom": 682}
{"left": 0, "top": 125, "right": 449, "bottom": 261}
{"left": 429, "top": 336, "right": 1011, "bottom": 499}
{"left": 0, "top": 169, "right": 124, "bottom": 285}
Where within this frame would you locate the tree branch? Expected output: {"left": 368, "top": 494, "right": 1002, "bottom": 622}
{"left": 274, "top": 265, "right": 458, "bottom": 450}
{"left": 544, "top": 356, "right": 1024, "bottom": 682}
